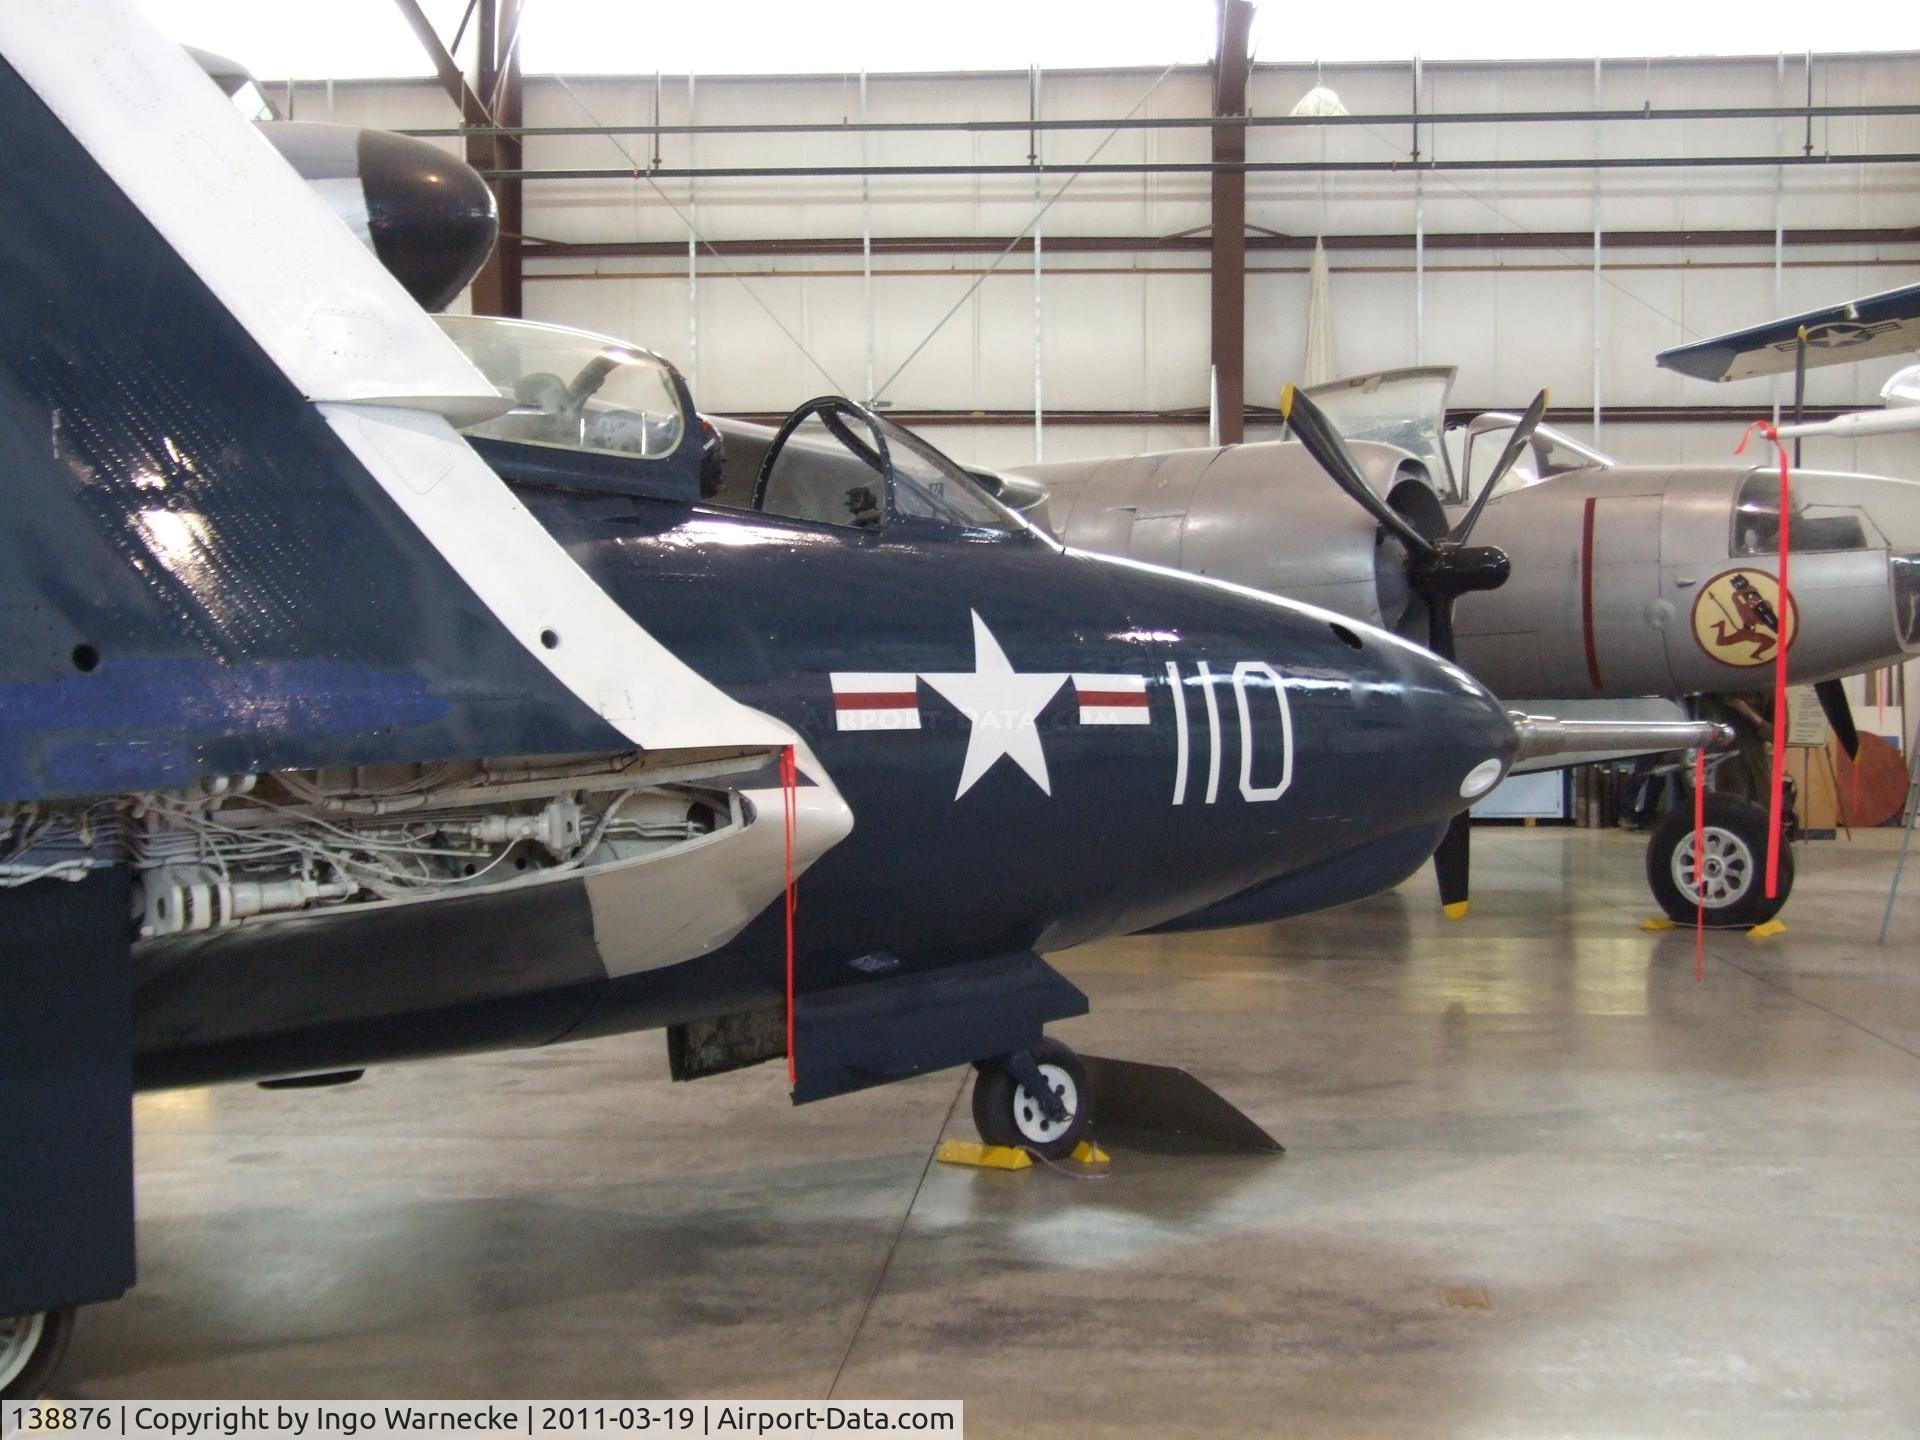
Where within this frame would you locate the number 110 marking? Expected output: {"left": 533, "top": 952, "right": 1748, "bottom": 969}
{"left": 1166, "top": 660, "right": 1293, "bottom": 806}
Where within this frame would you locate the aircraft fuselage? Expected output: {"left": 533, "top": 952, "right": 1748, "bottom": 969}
{"left": 131, "top": 489, "right": 1515, "bottom": 1090}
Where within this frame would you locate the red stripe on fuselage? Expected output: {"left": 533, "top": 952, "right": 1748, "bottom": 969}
{"left": 833, "top": 692, "right": 920, "bottom": 710}
{"left": 1076, "top": 690, "right": 1148, "bottom": 707}
{"left": 1580, "top": 495, "right": 1603, "bottom": 691}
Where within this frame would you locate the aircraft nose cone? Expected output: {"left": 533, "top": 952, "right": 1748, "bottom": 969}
{"left": 1361, "top": 638, "right": 1518, "bottom": 827}
{"left": 356, "top": 128, "right": 499, "bottom": 312}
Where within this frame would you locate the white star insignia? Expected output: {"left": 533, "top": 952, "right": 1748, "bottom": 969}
{"left": 920, "top": 611, "right": 1070, "bottom": 799}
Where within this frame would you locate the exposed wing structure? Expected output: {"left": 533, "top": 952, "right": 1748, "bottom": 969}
{"left": 1656, "top": 282, "right": 1920, "bottom": 382}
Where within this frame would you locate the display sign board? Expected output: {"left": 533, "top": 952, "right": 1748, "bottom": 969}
{"left": 1784, "top": 685, "right": 1830, "bottom": 747}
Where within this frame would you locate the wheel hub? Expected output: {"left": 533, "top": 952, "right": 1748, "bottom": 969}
{"left": 0, "top": 1311, "right": 47, "bottom": 1393}
{"left": 1672, "top": 825, "right": 1755, "bottom": 909}
{"left": 1012, "top": 1064, "right": 1079, "bottom": 1147}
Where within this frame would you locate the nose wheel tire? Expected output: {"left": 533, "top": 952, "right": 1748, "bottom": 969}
{"left": 0, "top": 1307, "right": 75, "bottom": 1401}
{"left": 971, "top": 1038, "right": 1091, "bottom": 1162}
{"left": 1646, "top": 792, "right": 1792, "bottom": 929}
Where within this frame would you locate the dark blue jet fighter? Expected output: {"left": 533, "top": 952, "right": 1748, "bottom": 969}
{"left": 0, "top": 0, "right": 1560, "bottom": 1399}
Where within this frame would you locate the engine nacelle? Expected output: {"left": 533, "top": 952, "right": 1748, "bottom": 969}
{"left": 1015, "top": 438, "right": 1426, "bottom": 632}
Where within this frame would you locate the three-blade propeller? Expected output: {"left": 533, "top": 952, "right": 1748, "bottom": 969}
{"left": 1279, "top": 382, "right": 1549, "bottom": 916}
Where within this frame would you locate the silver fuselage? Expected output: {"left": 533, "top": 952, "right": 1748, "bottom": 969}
{"left": 1015, "top": 443, "right": 1920, "bottom": 701}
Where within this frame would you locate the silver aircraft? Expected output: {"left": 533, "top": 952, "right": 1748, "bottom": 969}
{"left": 993, "top": 365, "right": 1920, "bottom": 927}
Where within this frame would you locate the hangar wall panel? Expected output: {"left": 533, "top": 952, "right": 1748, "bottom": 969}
{"left": 287, "top": 53, "right": 1919, "bottom": 473}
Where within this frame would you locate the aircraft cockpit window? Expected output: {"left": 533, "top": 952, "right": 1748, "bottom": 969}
{"left": 435, "top": 315, "right": 686, "bottom": 463}
{"left": 1304, "top": 369, "right": 1457, "bottom": 499}
{"left": 1733, "top": 472, "right": 1874, "bottom": 557}
{"left": 1892, "top": 554, "right": 1920, "bottom": 650}
{"left": 186, "top": 48, "right": 282, "bottom": 121}
{"left": 752, "top": 398, "right": 1023, "bottom": 535}
{"left": 875, "top": 417, "right": 1021, "bottom": 532}
{"left": 1459, "top": 419, "right": 1612, "bottom": 506}
{"left": 226, "top": 80, "right": 276, "bottom": 123}
{"left": 756, "top": 407, "right": 892, "bottom": 529}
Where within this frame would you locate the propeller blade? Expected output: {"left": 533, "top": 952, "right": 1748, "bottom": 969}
{"left": 1281, "top": 383, "right": 1512, "bottom": 667}
{"left": 1816, "top": 677, "right": 1861, "bottom": 760}
{"left": 1281, "top": 383, "right": 1438, "bottom": 558}
{"left": 1427, "top": 591, "right": 1457, "bottom": 661}
{"left": 1434, "top": 811, "right": 1471, "bottom": 919}
{"left": 1451, "top": 388, "right": 1549, "bottom": 545}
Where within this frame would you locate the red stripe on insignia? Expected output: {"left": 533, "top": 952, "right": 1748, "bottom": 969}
{"left": 834, "top": 692, "right": 919, "bottom": 710}
{"left": 1076, "top": 690, "right": 1148, "bottom": 707}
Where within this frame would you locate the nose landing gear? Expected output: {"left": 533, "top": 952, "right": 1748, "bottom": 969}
{"left": 971, "top": 1038, "right": 1091, "bottom": 1162}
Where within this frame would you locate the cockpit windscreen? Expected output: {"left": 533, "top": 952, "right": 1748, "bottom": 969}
{"left": 875, "top": 416, "right": 1022, "bottom": 532}
{"left": 436, "top": 315, "right": 686, "bottom": 463}
{"left": 1733, "top": 472, "right": 1876, "bottom": 557}
{"left": 1304, "top": 369, "right": 1456, "bottom": 496}
{"left": 754, "top": 398, "right": 1023, "bottom": 535}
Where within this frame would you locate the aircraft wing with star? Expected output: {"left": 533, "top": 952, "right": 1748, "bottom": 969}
{"left": 1656, "top": 282, "right": 1920, "bottom": 382}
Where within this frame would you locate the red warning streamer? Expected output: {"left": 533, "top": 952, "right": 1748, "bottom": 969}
{"left": 1734, "top": 421, "right": 1792, "bottom": 899}
{"left": 1694, "top": 747, "right": 1707, "bottom": 982}
{"left": 781, "top": 745, "right": 799, "bottom": 1085}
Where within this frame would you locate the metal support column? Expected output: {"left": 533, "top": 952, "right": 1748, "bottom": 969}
{"left": 688, "top": 74, "right": 699, "bottom": 392}
{"left": 393, "top": 0, "right": 522, "bottom": 316}
{"left": 1412, "top": 57, "right": 1425, "bottom": 366}
{"left": 1031, "top": 65, "right": 1044, "bottom": 462}
{"left": 861, "top": 71, "right": 875, "bottom": 404}
{"left": 1209, "top": 0, "right": 1253, "bottom": 446}
{"left": 1772, "top": 52, "right": 1787, "bottom": 429}
{"left": 468, "top": 0, "right": 523, "bottom": 317}
{"left": 1591, "top": 58, "right": 1603, "bottom": 446}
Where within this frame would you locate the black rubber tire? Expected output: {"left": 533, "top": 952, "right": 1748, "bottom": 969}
{"left": 1646, "top": 792, "right": 1793, "bottom": 928}
{"left": 0, "top": 1307, "right": 76, "bottom": 1401}
{"left": 971, "top": 1038, "right": 1091, "bottom": 1162}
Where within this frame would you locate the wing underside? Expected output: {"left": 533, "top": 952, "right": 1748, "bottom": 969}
{"left": 1656, "top": 283, "right": 1920, "bottom": 383}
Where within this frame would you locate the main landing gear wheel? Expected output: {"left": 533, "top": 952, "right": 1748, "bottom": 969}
{"left": 0, "top": 1307, "right": 75, "bottom": 1400}
{"left": 1647, "top": 792, "right": 1793, "bottom": 929}
{"left": 972, "top": 1038, "right": 1090, "bottom": 1162}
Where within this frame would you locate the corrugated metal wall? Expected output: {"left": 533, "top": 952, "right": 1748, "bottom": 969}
{"left": 293, "top": 52, "right": 1920, "bottom": 484}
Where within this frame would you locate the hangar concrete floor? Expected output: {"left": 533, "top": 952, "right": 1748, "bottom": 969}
{"left": 66, "top": 827, "right": 1920, "bottom": 1435}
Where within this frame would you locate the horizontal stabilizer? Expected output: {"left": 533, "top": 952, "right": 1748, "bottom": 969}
{"left": 1657, "top": 283, "right": 1920, "bottom": 382}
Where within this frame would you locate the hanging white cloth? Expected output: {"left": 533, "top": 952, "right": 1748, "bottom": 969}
{"left": 1303, "top": 237, "right": 1337, "bottom": 387}
{"left": 1290, "top": 85, "right": 1347, "bottom": 389}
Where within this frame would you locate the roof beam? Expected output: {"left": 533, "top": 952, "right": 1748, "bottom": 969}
{"left": 390, "top": 0, "right": 495, "bottom": 127}
{"left": 520, "top": 226, "right": 1920, "bottom": 260}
